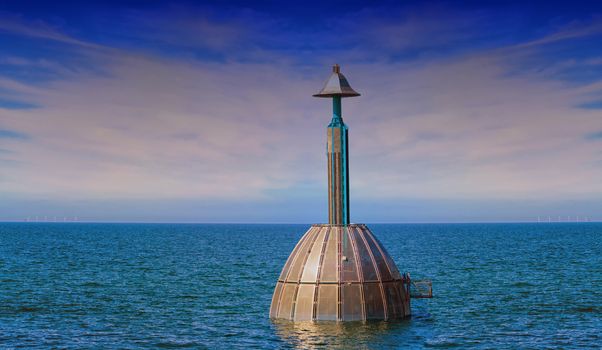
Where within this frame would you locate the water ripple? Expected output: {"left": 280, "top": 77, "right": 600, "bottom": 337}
{"left": 0, "top": 222, "right": 601, "bottom": 349}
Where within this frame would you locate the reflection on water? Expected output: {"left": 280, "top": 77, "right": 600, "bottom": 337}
{"left": 273, "top": 319, "right": 412, "bottom": 349}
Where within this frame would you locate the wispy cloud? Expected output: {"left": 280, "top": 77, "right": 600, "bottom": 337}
{"left": 120, "top": 8, "right": 256, "bottom": 51}
{"left": 0, "top": 98, "right": 38, "bottom": 109}
{"left": 0, "top": 13, "right": 101, "bottom": 48}
{"left": 577, "top": 100, "right": 602, "bottom": 109}
{"left": 586, "top": 131, "right": 602, "bottom": 140}
{"left": 0, "top": 129, "right": 28, "bottom": 139}
{"left": 358, "top": 7, "right": 511, "bottom": 52}
{"left": 514, "top": 20, "right": 602, "bottom": 49}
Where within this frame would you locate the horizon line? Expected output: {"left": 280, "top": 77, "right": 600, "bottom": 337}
{"left": 1, "top": 220, "right": 601, "bottom": 225}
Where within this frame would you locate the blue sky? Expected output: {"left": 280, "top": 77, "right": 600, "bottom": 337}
{"left": 1, "top": 0, "right": 601, "bottom": 222}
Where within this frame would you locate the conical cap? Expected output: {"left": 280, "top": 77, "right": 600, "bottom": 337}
{"left": 313, "top": 64, "right": 361, "bottom": 98}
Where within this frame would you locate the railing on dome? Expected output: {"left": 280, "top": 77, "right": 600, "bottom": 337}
{"left": 401, "top": 273, "right": 433, "bottom": 299}
{"left": 410, "top": 279, "right": 433, "bottom": 298}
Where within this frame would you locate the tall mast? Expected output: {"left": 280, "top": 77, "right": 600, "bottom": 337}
{"left": 313, "top": 64, "right": 360, "bottom": 225}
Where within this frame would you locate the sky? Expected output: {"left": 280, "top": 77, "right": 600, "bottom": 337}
{"left": 0, "top": 0, "right": 601, "bottom": 223}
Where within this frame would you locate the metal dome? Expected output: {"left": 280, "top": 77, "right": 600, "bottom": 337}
{"left": 270, "top": 224, "right": 410, "bottom": 321}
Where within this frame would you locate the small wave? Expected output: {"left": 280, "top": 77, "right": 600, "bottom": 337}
{"left": 176, "top": 295, "right": 199, "bottom": 300}
{"left": 572, "top": 306, "right": 600, "bottom": 314}
{"left": 511, "top": 281, "right": 534, "bottom": 287}
{"left": 16, "top": 306, "right": 43, "bottom": 313}
{"left": 424, "top": 337, "right": 462, "bottom": 348}
{"left": 223, "top": 332, "right": 243, "bottom": 338}
{"left": 155, "top": 341, "right": 205, "bottom": 349}
{"left": 81, "top": 281, "right": 103, "bottom": 287}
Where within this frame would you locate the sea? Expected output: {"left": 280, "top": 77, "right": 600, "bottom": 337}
{"left": 0, "top": 222, "right": 601, "bottom": 349}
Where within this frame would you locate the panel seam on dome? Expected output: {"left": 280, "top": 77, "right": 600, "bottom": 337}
{"left": 278, "top": 227, "right": 312, "bottom": 281}
{"left": 291, "top": 227, "right": 321, "bottom": 320}
{"left": 364, "top": 229, "right": 399, "bottom": 319}
{"left": 347, "top": 226, "right": 366, "bottom": 321}
{"left": 278, "top": 227, "right": 315, "bottom": 319}
{"left": 365, "top": 229, "right": 396, "bottom": 282}
{"left": 357, "top": 226, "right": 388, "bottom": 320}
{"left": 274, "top": 227, "right": 315, "bottom": 318}
{"left": 312, "top": 226, "right": 330, "bottom": 321}
{"left": 372, "top": 230, "right": 403, "bottom": 280}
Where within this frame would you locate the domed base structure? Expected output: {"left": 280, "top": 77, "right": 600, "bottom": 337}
{"left": 270, "top": 224, "right": 411, "bottom": 321}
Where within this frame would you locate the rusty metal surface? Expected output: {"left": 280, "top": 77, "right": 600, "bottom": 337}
{"left": 270, "top": 224, "right": 411, "bottom": 321}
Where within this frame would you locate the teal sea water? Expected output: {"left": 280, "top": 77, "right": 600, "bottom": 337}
{"left": 1, "top": 223, "right": 601, "bottom": 349}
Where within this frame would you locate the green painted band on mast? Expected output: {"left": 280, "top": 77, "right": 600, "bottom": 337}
{"left": 328, "top": 96, "right": 349, "bottom": 225}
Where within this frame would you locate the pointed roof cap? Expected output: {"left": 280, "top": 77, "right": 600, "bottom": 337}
{"left": 313, "top": 64, "right": 361, "bottom": 98}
